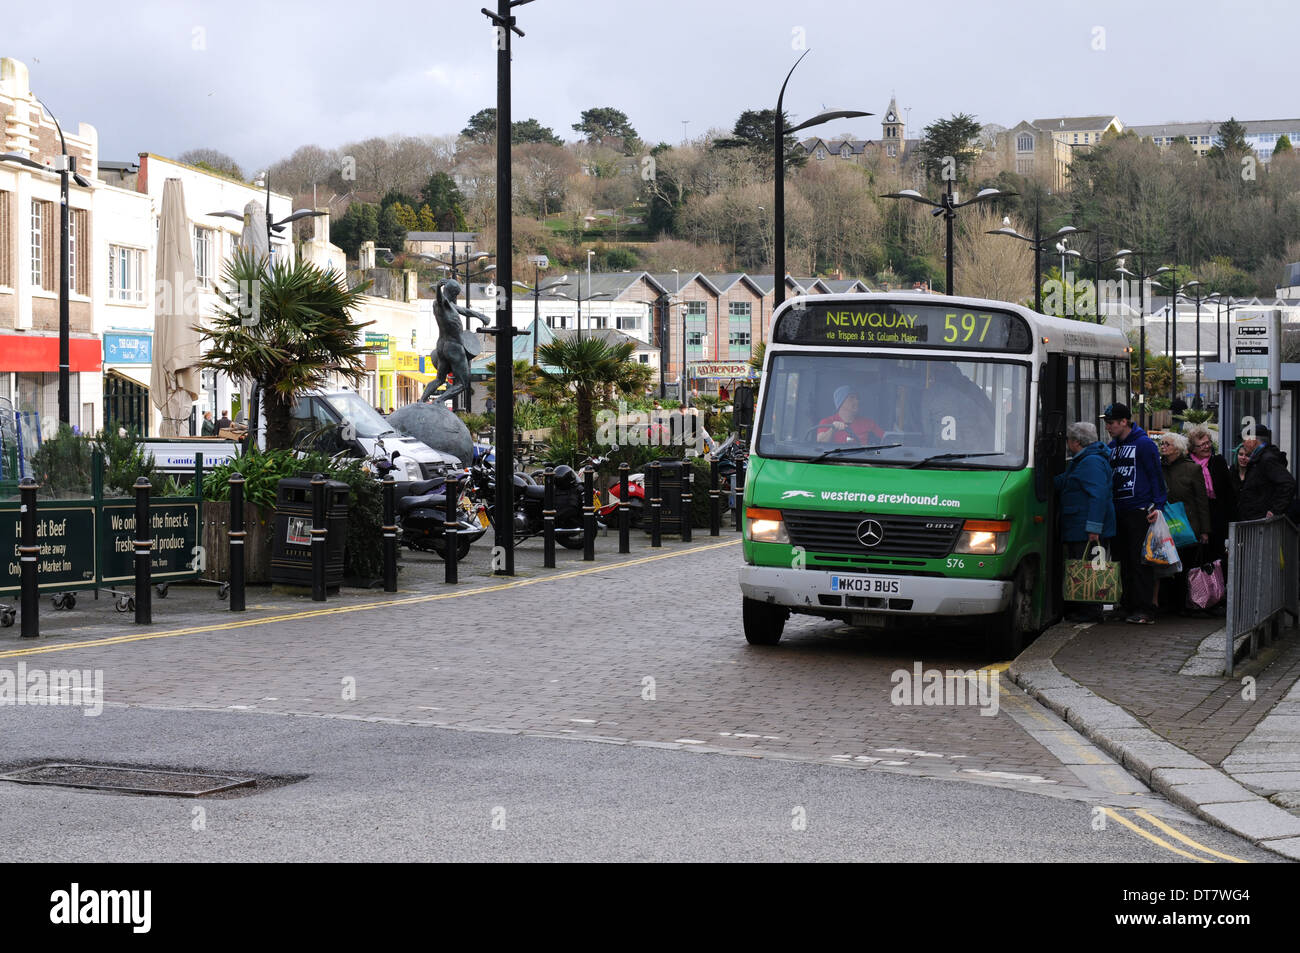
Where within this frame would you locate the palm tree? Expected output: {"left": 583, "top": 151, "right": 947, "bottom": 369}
{"left": 537, "top": 337, "right": 653, "bottom": 448}
{"left": 484, "top": 359, "right": 541, "bottom": 403}
{"left": 199, "top": 249, "right": 373, "bottom": 451}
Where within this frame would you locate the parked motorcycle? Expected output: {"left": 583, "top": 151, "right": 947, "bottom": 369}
{"left": 380, "top": 459, "right": 486, "bottom": 560}
{"left": 469, "top": 448, "right": 605, "bottom": 548}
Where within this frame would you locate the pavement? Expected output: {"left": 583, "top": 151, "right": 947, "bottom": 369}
{"left": 1010, "top": 609, "right": 1300, "bottom": 860}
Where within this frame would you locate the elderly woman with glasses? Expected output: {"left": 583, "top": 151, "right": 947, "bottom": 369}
{"left": 1158, "top": 431, "right": 1212, "bottom": 614}
{"left": 1183, "top": 424, "right": 1237, "bottom": 566}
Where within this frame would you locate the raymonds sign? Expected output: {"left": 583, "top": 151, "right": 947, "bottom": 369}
{"left": 688, "top": 361, "right": 758, "bottom": 380}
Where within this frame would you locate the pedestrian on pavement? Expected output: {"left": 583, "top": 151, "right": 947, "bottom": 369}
{"left": 1055, "top": 421, "right": 1116, "bottom": 623}
{"left": 1102, "top": 403, "right": 1165, "bottom": 625}
{"left": 201, "top": 411, "right": 215, "bottom": 436}
{"left": 215, "top": 410, "right": 232, "bottom": 432}
{"left": 1233, "top": 443, "right": 1251, "bottom": 489}
{"left": 1237, "top": 425, "right": 1297, "bottom": 521}
{"left": 1185, "top": 423, "right": 1237, "bottom": 565}
{"left": 1157, "top": 431, "right": 1211, "bottom": 615}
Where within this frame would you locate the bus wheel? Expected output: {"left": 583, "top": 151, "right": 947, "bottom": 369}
{"left": 743, "top": 598, "right": 788, "bottom": 646}
{"left": 989, "top": 563, "right": 1035, "bottom": 659}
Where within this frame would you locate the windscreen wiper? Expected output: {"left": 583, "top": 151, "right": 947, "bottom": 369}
{"left": 907, "top": 452, "right": 1003, "bottom": 469}
{"left": 808, "top": 443, "right": 902, "bottom": 464}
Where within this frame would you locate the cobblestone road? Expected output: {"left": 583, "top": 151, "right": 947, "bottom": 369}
{"left": 1, "top": 531, "right": 1157, "bottom": 807}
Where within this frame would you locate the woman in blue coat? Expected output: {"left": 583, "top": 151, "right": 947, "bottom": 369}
{"left": 1055, "top": 421, "right": 1118, "bottom": 621}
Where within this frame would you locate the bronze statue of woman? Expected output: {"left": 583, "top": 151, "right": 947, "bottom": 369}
{"left": 421, "top": 278, "right": 491, "bottom": 404}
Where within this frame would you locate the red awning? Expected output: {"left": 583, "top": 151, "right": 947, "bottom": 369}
{"left": 0, "top": 335, "right": 103, "bottom": 372}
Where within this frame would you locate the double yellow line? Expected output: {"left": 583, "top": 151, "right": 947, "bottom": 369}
{"left": 0, "top": 538, "right": 741, "bottom": 660}
{"left": 1102, "top": 807, "right": 1247, "bottom": 863}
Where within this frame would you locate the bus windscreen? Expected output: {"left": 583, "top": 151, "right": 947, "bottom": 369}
{"left": 773, "top": 302, "right": 1032, "bottom": 353}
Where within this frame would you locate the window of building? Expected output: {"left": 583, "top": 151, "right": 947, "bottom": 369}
{"left": 1073, "top": 133, "right": 1079, "bottom": 143}
{"left": 729, "top": 329, "right": 751, "bottom": 348}
{"left": 30, "top": 199, "right": 43, "bottom": 287}
{"left": 617, "top": 315, "right": 639, "bottom": 331}
{"left": 728, "top": 301, "right": 751, "bottom": 319}
{"left": 887, "top": 144, "right": 897, "bottom": 158}
{"left": 687, "top": 330, "right": 704, "bottom": 348}
{"left": 638, "top": 353, "right": 649, "bottom": 364}
{"left": 67, "top": 211, "right": 75, "bottom": 290}
{"left": 108, "top": 245, "right": 145, "bottom": 303}
{"left": 194, "top": 226, "right": 214, "bottom": 287}
{"left": 815, "top": 148, "right": 826, "bottom": 160}
{"left": 685, "top": 301, "right": 707, "bottom": 320}
{"left": 0, "top": 190, "right": 11, "bottom": 287}
{"left": 1016, "top": 157, "right": 1034, "bottom": 175}
{"left": 840, "top": 147, "right": 852, "bottom": 158}
{"left": 1017, "top": 134, "right": 1034, "bottom": 152}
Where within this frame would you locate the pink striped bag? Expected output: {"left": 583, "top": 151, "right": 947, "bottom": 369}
{"left": 1187, "top": 560, "right": 1225, "bottom": 610}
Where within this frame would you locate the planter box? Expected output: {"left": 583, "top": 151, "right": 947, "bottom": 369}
{"left": 202, "top": 501, "right": 275, "bottom": 584}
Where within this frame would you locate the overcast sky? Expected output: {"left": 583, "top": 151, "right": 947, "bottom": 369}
{"left": 8, "top": 0, "right": 1296, "bottom": 172}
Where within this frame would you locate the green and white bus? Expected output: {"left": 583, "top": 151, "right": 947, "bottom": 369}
{"left": 740, "top": 293, "right": 1130, "bottom": 656}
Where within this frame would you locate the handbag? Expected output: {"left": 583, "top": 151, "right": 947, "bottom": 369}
{"left": 1163, "top": 501, "right": 1197, "bottom": 548}
{"left": 1063, "top": 552, "right": 1122, "bottom": 604}
{"left": 1187, "top": 559, "right": 1226, "bottom": 609}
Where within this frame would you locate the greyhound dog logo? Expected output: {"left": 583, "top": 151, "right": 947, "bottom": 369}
{"left": 781, "top": 490, "right": 815, "bottom": 500}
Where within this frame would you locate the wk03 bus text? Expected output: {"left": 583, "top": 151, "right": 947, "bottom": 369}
{"left": 740, "top": 294, "right": 1130, "bottom": 657}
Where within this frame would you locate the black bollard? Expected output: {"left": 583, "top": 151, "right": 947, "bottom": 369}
{"left": 134, "top": 476, "right": 152, "bottom": 624}
{"left": 542, "top": 466, "right": 556, "bottom": 569}
{"left": 583, "top": 467, "right": 596, "bottom": 561}
{"left": 311, "top": 473, "right": 327, "bottom": 602}
{"left": 444, "top": 474, "right": 459, "bottom": 585}
{"left": 382, "top": 474, "right": 398, "bottom": 593}
{"left": 617, "top": 462, "right": 630, "bottom": 554}
{"left": 709, "top": 459, "right": 721, "bottom": 537}
{"left": 681, "top": 464, "right": 693, "bottom": 542}
{"left": 649, "top": 460, "right": 662, "bottom": 548}
{"left": 18, "top": 477, "right": 38, "bottom": 638}
{"left": 228, "top": 472, "right": 246, "bottom": 612}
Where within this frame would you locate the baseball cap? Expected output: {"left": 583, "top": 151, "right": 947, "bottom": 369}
{"left": 833, "top": 386, "right": 858, "bottom": 409}
{"left": 1101, "top": 403, "right": 1131, "bottom": 422}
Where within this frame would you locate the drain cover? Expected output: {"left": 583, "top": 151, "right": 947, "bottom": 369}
{"left": 0, "top": 763, "right": 255, "bottom": 797}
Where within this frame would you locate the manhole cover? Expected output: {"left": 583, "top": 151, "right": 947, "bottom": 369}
{"left": 0, "top": 763, "right": 255, "bottom": 797}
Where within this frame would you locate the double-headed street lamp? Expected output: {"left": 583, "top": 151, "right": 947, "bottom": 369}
{"left": 886, "top": 181, "right": 1014, "bottom": 297}
{"left": 1, "top": 144, "right": 90, "bottom": 427}
{"left": 209, "top": 171, "right": 327, "bottom": 260}
{"left": 771, "top": 50, "right": 870, "bottom": 308}
{"left": 512, "top": 256, "right": 570, "bottom": 365}
{"left": 1158, "top": 279, "right": 1220, "bottom": 407}
{"left": 986, "top": 220, "right": 1082, "bottom": 311}
{"left": 1114, "top": 253, "right": 1173, "bottom": 429}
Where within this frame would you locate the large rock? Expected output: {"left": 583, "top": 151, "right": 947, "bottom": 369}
{"left": 387, "top": 401, "right": 473, "bottom": 467}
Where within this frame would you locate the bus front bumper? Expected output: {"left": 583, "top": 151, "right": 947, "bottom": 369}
{"left": 739, "top": 566, "right": 1013, "bottom": 616}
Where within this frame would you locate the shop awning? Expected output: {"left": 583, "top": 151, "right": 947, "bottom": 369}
{"left": 398, "top": 370, "right": 437, "bottom": 384}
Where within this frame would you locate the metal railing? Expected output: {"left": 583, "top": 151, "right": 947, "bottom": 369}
{"left": 1224, "top": 515, "right": 1300, "bottom": 675}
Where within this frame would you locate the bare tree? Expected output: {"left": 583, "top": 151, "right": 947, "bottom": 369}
{"left": 955, "top": 206, "right": 1033, "bottom": 303}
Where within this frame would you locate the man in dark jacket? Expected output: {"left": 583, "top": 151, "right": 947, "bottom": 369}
{"left": 1238, "top": 425, "right": 1296, "bottom": 521}
{"left": 1103, "top": 403, "right": 1165, "bottom": 624}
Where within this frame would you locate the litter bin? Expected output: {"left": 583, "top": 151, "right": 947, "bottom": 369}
{"left": 648, "top": 460, "right": 687, "bottom": 536}
{"left": 271, "top": 474, "right": 348, "bottom": 590}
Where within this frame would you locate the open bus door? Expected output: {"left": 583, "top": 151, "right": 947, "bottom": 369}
{"left": 1038, "top": 355, "right": 1069, "bottom": 624}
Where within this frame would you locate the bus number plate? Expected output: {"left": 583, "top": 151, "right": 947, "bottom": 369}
{"left": 830, "top": 575, "right": 901, "bottom": 595}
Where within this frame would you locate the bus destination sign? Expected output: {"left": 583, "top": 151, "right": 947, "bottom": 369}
{"left": 773, "top": 302, "right": 1032, "bottom": 353}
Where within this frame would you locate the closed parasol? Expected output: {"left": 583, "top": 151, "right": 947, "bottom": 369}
{"left": 150, "top": 177, "right": 201, "bottom": 436}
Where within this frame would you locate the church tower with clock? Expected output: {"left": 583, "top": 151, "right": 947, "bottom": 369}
{"left": 882, "top": 96, "right": 904, "bottom": 143}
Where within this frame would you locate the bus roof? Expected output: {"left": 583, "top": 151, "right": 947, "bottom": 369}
{"left": 769, "top": 292, "right": 1129, "bottom": 360}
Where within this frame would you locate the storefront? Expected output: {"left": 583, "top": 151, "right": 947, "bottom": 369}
{"left": 102, "top": 331, "right": 153, "bottom": 436}
{"left": 369, "top": 333, "right": 395, "bottom": 412}
{"left": 0, "top": 333, "right": 103, "bottom": 438}
{"left": 395, "top": 351, "right": 431, "bottom": 407}
{"left": 687, "top": 360, "right": 759, "bottom": 399}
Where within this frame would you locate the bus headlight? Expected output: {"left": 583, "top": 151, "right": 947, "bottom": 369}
{"left": 746, "top": 507, "right": 788, "bottom": 544}
{"left": 954, "top": 519, "right": 1010, "bottom": 555}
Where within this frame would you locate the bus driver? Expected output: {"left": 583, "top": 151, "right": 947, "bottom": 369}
{"left": 816, "top": 386, "right": 885, "bottom": 444}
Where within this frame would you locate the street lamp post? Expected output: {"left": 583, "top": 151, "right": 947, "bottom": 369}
{"left": 771, "top": 50, "right": 870, "bottom": 309}
{"left": 1115, "top": 253, "right": 1172, "bottom": 429}
{"left": 886, "top": 181, "right": 1015, "bottom": 296}
{"left": 986, "top": 220, "right": 1082, "bottom": 310}
{"left": 512, "top": 259, "right": 569, "bottom": 366}
{"left": 2, "top": 109, "right": 92, "bottom": 426}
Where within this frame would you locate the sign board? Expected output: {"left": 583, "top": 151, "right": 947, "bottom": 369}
{"left": 103, "top": 332, "right": 153, "bottom": 364}
{"left": 1233, "top": 315, "right": 1273, "bottom": 390}
{"left": 0, "top": 506, "right": 98, "bottom": 594}
{"left": 99, "top": 501, "right": 201, "bottom": 584}
{"left": 395, "top": 351, "right": 420, "bottom": 372}
{"left": 688, "top": 361, "right": 760, "bottom": 381}
{"left": 365, "top": 332, "right": 392, "bottom": 355}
